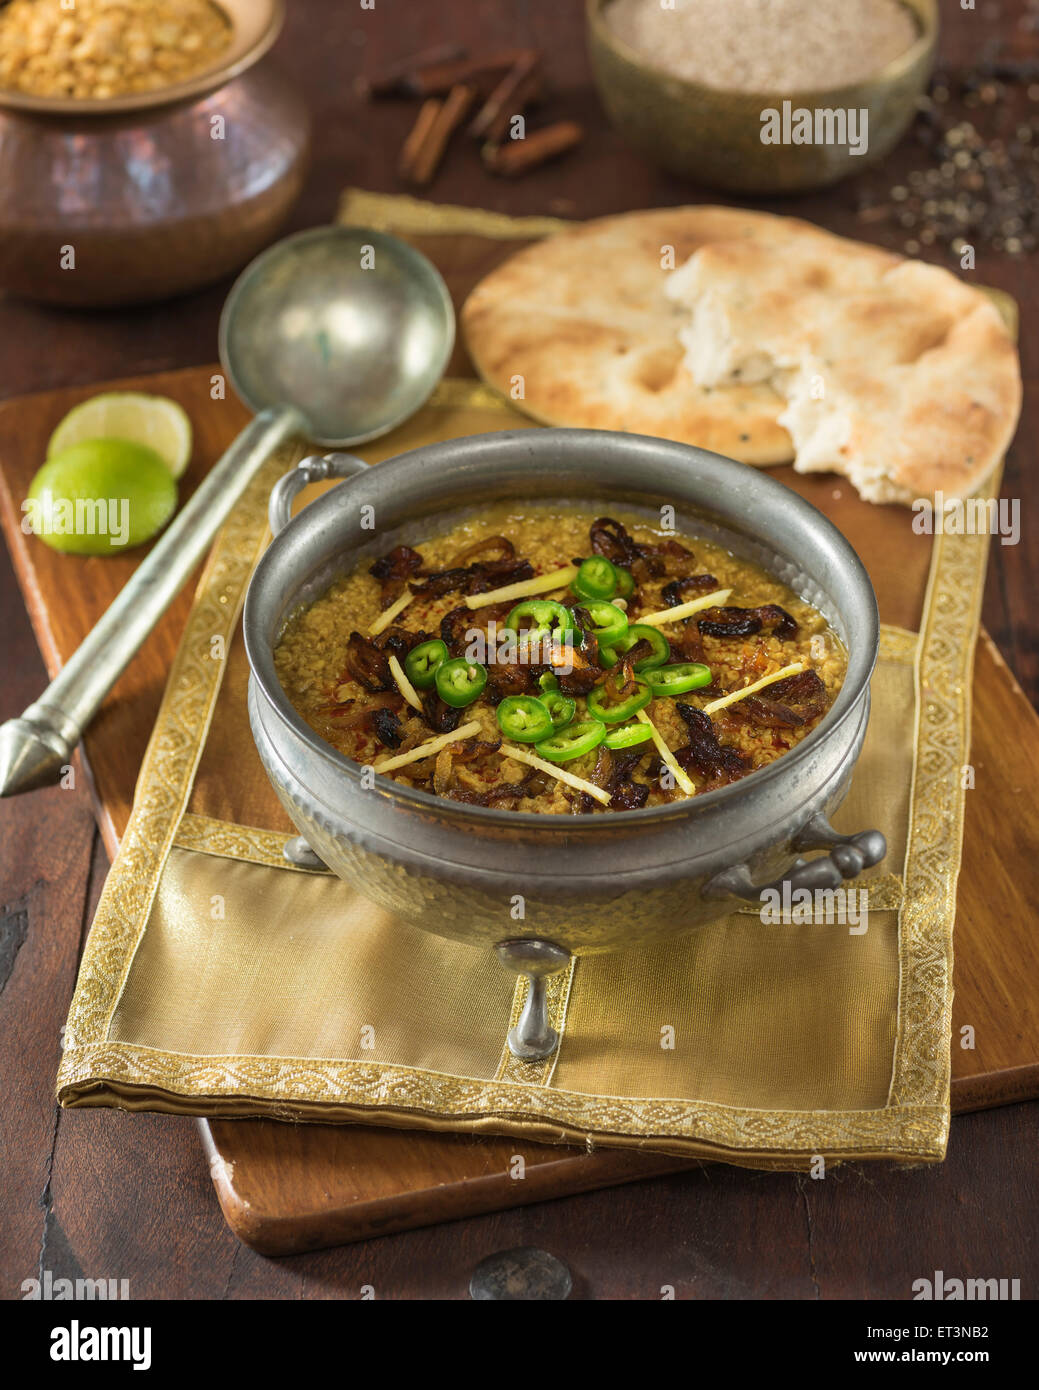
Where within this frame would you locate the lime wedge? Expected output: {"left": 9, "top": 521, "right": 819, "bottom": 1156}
{"left": 47, "top": 392, "right": 192, "bottom": 479}
{"left": 26, "top": 440, "right": 178, "bottom": 555}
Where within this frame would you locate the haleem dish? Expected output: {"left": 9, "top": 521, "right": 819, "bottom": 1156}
{"left": 274, "top": 506, "right": 847, "bottom": 814}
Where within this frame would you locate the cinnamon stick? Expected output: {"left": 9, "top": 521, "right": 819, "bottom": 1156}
{"left": 398, "top": 98, "right": 443, "bottom": 181}
{"left": 468, "top": 52, "right": 543, "bottom": 143}
{"left": 357, "top": 42, "right": 467, "bottom": 99}
{"left": 399, "top": 48, "right": 539, "bottom": 98}
{"left": 401, "top": 84, "right": 476, "bottom": 186}
{"left": 482, "top": 120, "right": 583, "bottom": 177}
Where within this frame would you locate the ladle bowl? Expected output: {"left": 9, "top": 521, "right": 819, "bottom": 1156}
{"left": 219, "top": 226, "right": 455, "bottom": 446}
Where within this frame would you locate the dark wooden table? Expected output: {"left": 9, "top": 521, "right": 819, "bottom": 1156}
{"left": 2, "top": 0, "right": 1036, "bottom": 1300}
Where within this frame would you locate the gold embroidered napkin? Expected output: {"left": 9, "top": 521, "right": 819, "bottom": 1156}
{"left": 54, "top": 375, "right": 993, "bottom": 1168}
{"left": 55, "top": 195, "right": 1002, "bottom": 1169}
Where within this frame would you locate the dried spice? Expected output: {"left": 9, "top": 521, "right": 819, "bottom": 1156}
{"left": 399, "top": 85, "right": 476, "bottom": 187}
{"left": 857, "top": 32, "right": 1039, "bottom": 258}
{"left": 482, "top": 121, "right": 584, "bottom": 177}
{"left": 0, "top": 0, "right": 232, "bottom": 100}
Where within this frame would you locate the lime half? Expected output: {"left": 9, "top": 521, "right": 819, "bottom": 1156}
{"left": 27, "top": 440, "right": 178, "bottom": 555}
{"left": 47, "top": 392, "right": 192, "bottom": 479}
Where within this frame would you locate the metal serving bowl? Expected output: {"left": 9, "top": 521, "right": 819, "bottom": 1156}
{"left": 244, "top": 430, "right": 886, "bottom": 1053}
{"left": 586, "top": 0, "right": 937, "bottom": 193}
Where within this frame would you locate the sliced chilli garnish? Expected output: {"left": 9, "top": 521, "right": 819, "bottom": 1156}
{"left": 674, "top": 703, "right": 750, "bottom": 783}
{"left": 368, "top": 544, "right": 424, "bottom": 607}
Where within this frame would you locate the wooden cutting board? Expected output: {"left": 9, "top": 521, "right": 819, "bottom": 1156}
{"left": 2, "top": 364, "right": 1038, "bottom": 1256}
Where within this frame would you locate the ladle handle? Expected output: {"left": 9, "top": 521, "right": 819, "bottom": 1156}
{"left": 0, "top": 403, "right": 306, "bottom": 797}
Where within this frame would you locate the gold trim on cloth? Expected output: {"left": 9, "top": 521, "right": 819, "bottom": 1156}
{"left": 55, "top": 199, "right": 1002, "bottom": 1168}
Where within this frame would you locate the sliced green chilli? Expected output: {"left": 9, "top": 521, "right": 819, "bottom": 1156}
{"left": 496, "top": 695, "right": 554, "bottom": 743}
{"left": 404, "top": 638, "right": 449, "bottom": 690}
{"left": 572, "top": 555, "right": 619, "bottom": 601}
{"left": 538, "top": 689, "right": 576, "bottom": 732}
{"left": 586, "top": 675, "right": 652, "bottom": 724}
{"left": 539, "top": 671, "right": 560, "bottom": 692}
{"left": 599, "top": 623, "right": 671, "bottom": 672}
{"left": 534, "top": 719, "right": 607, "bottom": 763}
{"left": 434, "top": 657, "right": 488, "bottom": 707}
{"left": 603, "top": 721, "right": 655, "bottom": 750}
{"left": 614, "top": 567, "right": 635, "bottom": 598}
{"left": 646, "top": 662, "right": 713, "bottom": 697}
{"left": 577, "top": 598, "right": 628, "bottom": 648}
{"left": 504, "top": 598, "right": 575, "bottom": 642}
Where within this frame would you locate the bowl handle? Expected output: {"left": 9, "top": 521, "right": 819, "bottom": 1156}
{"left": 702, "top": 812, "right": 886, "bottom": 902}
{"left": 268, "top": 452, "right": 369, "bottom": 536}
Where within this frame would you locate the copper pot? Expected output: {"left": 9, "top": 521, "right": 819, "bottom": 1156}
{"left": 0, "top": 0, "right": 309, "bottom": 307}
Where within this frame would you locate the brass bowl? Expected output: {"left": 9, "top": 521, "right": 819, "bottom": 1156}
{"left": 586, "top": 0, "right": 937, "bottom": 194}
{"left": 0, "top": 0, "right": 309, "bottom": 307}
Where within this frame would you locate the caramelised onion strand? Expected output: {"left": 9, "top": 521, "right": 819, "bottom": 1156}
{"left": 448, "top": 534, "right": 515, "bottom": 567}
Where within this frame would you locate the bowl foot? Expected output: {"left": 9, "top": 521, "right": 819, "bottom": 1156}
{"left": 495, "top": 938, "right": 571, "bottom": 1061}
{"left": 282, "top": 834, "right": 328, "bottom": 870}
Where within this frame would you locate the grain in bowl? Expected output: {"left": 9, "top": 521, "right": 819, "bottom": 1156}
{"left": 275, "top": 505, "right": 847, "bottom": 816}
{"left": 0, "top": 0, "right": 233, "bottom": 101}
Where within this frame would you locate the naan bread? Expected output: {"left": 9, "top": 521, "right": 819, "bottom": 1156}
{"left": 462, "top": 206, "right": 1020, "bottom": 504}
{"left": 461, "top": 207, "right": 796, "bottom": 465}
{"left": 666, "top": 227, "right": 1021, "bottom": 503}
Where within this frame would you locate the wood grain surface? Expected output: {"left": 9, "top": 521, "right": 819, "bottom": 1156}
{"left": 1, "top": 0, "right": 1037, "bottom": 1297}
{"left": 2, "top": 361, "right": 1036, "bottom": 1254}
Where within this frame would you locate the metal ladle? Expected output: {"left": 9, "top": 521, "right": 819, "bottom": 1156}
{"left": 0, "top": 225, "right": 455, "bottom": 797}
